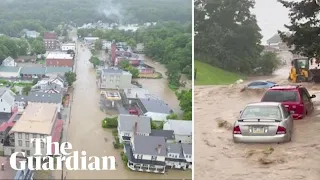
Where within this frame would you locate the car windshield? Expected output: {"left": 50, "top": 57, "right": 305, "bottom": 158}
{"left": 262, "top": 91, "right": 299, "bottom": 102}
{"left": 241, "top": 105, "right": 281, "bottom": 120}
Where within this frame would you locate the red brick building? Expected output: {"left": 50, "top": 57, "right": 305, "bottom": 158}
{"left": 46, "top": 53, "right": 74, "bottom": 67}
{"left": 44, "top": 32, "right": 58, "bottom": 50}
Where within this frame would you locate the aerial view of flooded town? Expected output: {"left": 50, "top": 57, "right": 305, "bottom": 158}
{"left": 0, "top": 0, "right": 192, "bottom": 179}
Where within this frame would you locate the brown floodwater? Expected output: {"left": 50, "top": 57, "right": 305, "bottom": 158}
{"left": 53, "top": 40, "right": 191, "bottom": 179}
{"left": 195, "top": 65, "right": 320, "bottom": 180}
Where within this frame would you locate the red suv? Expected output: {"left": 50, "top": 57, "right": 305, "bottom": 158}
{"left": 261, "top": 85, "right": 316, "bottom": 119}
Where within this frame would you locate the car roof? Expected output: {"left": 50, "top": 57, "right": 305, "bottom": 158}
{"left": 246, "top": 102, "right": 281, "bottom": 107}
{"left": 269, "top": 85, "right": 302, "bottom": 90}
{"left": 250, "top": 80, "right": 275, "bottom": 83}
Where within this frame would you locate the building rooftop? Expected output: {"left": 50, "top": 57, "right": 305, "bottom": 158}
{"left": 163, "top": 120, "right": 192, "bottom": 136}
{"left": 20, "top": 67, "right": 46, "bottom": 75}
{"left": 118, "top": 114, "right": 151, "bottom": 134}
{"left": 138, "top": 98, "right": 173, "bottom": 114}
{"left": 166, "top": 143, "right": 184, "bottom": 158}
{"left": 10, "top": 103, "right": 58, "bottom": 134}
{"left": 44, "top": 32, "right": 57, "bottom": 39}
{"left": 46, "top": 53, "right": 73, "bottom": 60}
{"left": 123, "top": 88, "right": 151, "bottom": 99}
{"left": 132, "top": 135, "right": 167, "bottom": 156}
{"left": 61, "top": 43, "right": 76, "bottom": 46}
{"left": 0, "top": 66, "right": 21, "bottom": 73}
{"left": 150, "top": 129, "right": 174, "bottom": 140}
{"left": 15, "top": 92, "right": 63, "bottom": 104}
{"left": 182, "top": 144, "right": 192, "bottom": 155}
{"left": 45, "top": 67, "right": 72, "bottom": 74}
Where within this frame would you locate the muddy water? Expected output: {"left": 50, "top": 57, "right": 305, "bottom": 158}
{"left": 55, "top": 41, "right": 191, "bottom": 179}
{"left": 137, "top": 55, "right": 185, "bottom": 116}
{"left": 195, "top": 66, "right": 320, "bottom": 180}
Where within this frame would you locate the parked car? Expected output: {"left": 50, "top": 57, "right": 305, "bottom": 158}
{"left": 233, "top": 102, "right": 293, "bottom": 143}
{"left": 261, "top": 85, "right": 316, "bottom": 119}
{"left": 129, "top": 109, "right": 139, "bottom": 115}
{"left": 246, "top": 80, "right": 277, "bottom": 89}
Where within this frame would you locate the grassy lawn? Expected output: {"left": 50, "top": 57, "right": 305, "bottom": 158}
{"left": 195, "top": 60, "right": 244, "bottom": 85}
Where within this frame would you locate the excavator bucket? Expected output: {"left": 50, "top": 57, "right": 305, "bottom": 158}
{"left": 310, "top": 69, "right": 320, "bottom": 83}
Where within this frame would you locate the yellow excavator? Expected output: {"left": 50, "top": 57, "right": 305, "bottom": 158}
{"left": 288, "top": 57, "right": 320, "bottom": 83}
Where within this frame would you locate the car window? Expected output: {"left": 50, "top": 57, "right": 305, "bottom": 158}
{"left": 300, "top": 89, "right": 310, "bottom": 102}
{"left": 248, "top": 82, "right": 261, "bottom": 86}
{"left": 281, "top": 105, "right": 290, "bottom": 118}
{"left": 262, "top": 90, "right": 299, "bottom": 102}
{"left": 241, "top": 105, "right": 281, "bottom": 119}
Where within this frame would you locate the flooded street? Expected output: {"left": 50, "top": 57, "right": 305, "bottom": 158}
{"left": 195, "top": 66, "right": 320, "bottom": 180}
{"left": 54, "top": 41, "right": 191, "bottom": 179}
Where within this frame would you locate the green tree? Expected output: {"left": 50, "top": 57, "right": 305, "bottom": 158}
{"left": 176, "top": 89, "right": 192, "bottom": 120}
{"left": 119, "top": 60, "right": 130, "bottom": 69}
{"left": 89, "top": 56, "right": 101, "bottom": 68}
{"left": 22, "top": 85, "right": 32, "bottom": 95}
{"left": 64, "top": 72, "right": 77, "bottom": 86}
{"left": 278, "top": 0, "right": 320, "bottom": 58}
{"left": 32, "top": 79, "right": 39, "bottom": 85}
{"left": 127, "top": 66, "right": 139, "bottom": 78}
{"left": 258, "top": 52, "right": 281, "bottom": 75}
{"left": 94, "top": 39, "right": 103, "bottom": 50}
{"left": 167, "top": 113, "right": 178, "bottom": 120}
{"left": 30, "top": 39, "right": 45, "bottom": 55}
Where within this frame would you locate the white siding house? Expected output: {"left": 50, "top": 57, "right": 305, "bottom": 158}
{"left": 61, "top": 43, "right": 76, "bottom": 52}
{"left": 137, "top": 98, "right": 173, "bottom": 122}
{"left": 2, "top": 56, "right": 17, "bottom": 67}
{"left": 0, "top": 88, "right": 15, "bottom": 113}
{"left": 117, "top": 114, "right": 151, "bottom": 143}
{"left": 165, "top": 143, "right": 192, "bottom": 170}
{"left": 99, "top": 68, "right": 132, "bottom": 89}
{"left": 163, "top": 120, "right": 192, "bottom": 143}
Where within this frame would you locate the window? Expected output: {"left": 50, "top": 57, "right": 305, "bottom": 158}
{"left": 40, "top": 135, "right": 44, "bottom": 139}
{"left": 262, "top": 91, "right": 299, "bottom": 102}
{"left": 281, "top": 105, "right": 290, "bottom": 118}
{"left": 151, "top": 156, "right": 157, "bottom": 161}
{"left": 33, "top": 141, "right": 35, "bottom": 148}
{"left": 301, "top": 89, "right": 310, "bottom": 102}
{"left": 137, "top": 154, "right": 143, "bottom": 159}
{"left": 25, "top": 133, "right": 29, "bottom": 139}
{"left": 240, "top": 105, "right": 281, "bottom": 120}
{"left": 18, "top": 140, "right": 22, "bottom": 146}
{"left": 18, "top": 133, "right": 22, "bottom": 139}
{"left": 41, "top": 142, "right": 44, "bottom": 148}
{"left": 11, "top": 149, "right": 15, "bottom": 154}
{"left": 26, "top": 150, "right": 30, "bottom": 156}
{"left": 33, "top": 134, "right": 37, "bottom": 138}
{"left": 26, "top": 141, "right": 30, "bottom": 147}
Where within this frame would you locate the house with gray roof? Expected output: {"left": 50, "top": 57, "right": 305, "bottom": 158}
{"left": 14, "top": 92, "right": 63, "bottom": 112}
{"left": 0, "top": 66, "right": 21, "bottom": 78}
{"left": 98, "top": 67, "right": 132, "bottom": 89}
{"left": 163, "top": 120, "right": 192, "bottom": 143}
{"left": 20, "top": 67, "right": 46, "bottom": 79}
{"left": 2, "top": 56, "right": 17, "bottom": 67}
{"left": 0, "top": 88, "right": 15, "bottom": 113}
{"left": 150, "top": 129, "right": 175, "bottom": 143}
{"left": 117, "top": 114, "right": 151, "bottom": 143}
{"left": 124, "top": 135, "right": 167, "bottom": 173}
{"left": 166, "top": 143, "right": 192, "bottom": 170}
{"left": 137, "top": 98, "right": 173, "bottom": 121}
{"left": 31, "top": 76, "right": 66, "bottom": 94}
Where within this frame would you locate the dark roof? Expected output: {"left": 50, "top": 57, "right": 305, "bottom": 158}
{"left": 0, "top": 112, "right": 13, "bottom": 125}
{"left": 20, "top": 67, "right": 46, "bottom": 75}
{"left": 15, "top": 92, "right": 63, "bottom": 104}
{"left": 150, "top": 129, "right": 174, "bottom": 140}
{"left": 44, "top": 32, "right": 57, "bottom": 39}
{"left": 133, "top": 135, "right": 167, "bottom": 156}
{"left": 124, "top": 144, "right": 165, "bottom": 166}
{"left": 0, "top": 66, "right": 21, "bottom": 73}
{"left": 46, "top": 67, "right": 72, "bottom": 73}
{"left": 138, "top": 98, "right": 173, "bottom": 114}
{"left": 182, "top": 144, "right": 192, "bottom": 155}
{"left": 118, "top": 115, "right": 151, "bottom": 134}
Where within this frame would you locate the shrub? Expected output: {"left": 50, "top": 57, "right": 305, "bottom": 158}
{"left": 101, "top": 116, "right": 118, "bottom": 128}
{"left": 112, "top": 129, "right": 118, "bottom": 137}
{"left": 121, "top": 151, "right": 128, "bottom": 164}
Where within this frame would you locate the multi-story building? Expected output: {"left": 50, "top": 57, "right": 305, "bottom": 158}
{"left": 98, "top": 67, "right": 132, "bottom": 89}
{"left": 45, "top": 52, "right": 74, "bottom": 67}
{"left": 43, "top": 32, "right": 58, "bottom": 50}
{"left": 163, "top": 120, "right": 192, "bottom": 143}
{"left": 61, "top": 43, "right": 76, "bottom": 52}
{"left": 3, "top": 103, "right": 63, "bottom": 157}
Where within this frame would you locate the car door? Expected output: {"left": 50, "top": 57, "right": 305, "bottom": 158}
{"left": 300, "top": 88, "right": 312, "bottom": 114}
{"left": 281, "top": 104, "right": 293, "bottom": 132}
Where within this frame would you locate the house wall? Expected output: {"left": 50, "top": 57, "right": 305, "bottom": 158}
{"left": 100, "top": 73, "right": 132, "bottom": 89}
{"left": 44, "top": 39, "right": 57, "bottom": 49}
{"left": 118, "top": 129, "right": 149, "bottom": 143}
{"left": 14, "top": 101, "right": 62, "bottom": 113}
{"left": 133, "top": 154, "right": 166, "bottom": 162}
{"left": 4, "top": 133, "right": 48, "bottom": 156}
{"left": 165, "top": 160, "right": 187, "bottom": 169}
{"left": 0, "top": 71, "right": 20, "bottom": 78}
{"left": 0, "top": 91, "right": 14, "bottom": 113}
{"left": 174, "top": 134, "right": 192, "bottom": 144}
{"left": 61, "top": 45, "right": 76, "bottom": 51}
{"left": 46, "top": 59, "right": 73, "bottom": 67}
{"left": 144, "top": 112, "right": 169, "bottom": 122}
{"left": 3, "top": 60, "right": 17, "bottom": 67}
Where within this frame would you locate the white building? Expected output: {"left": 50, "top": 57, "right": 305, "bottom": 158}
{"left": 61, "top": 43, "right": 76, "bottom": 52}
{"left": 163, "top": 120, "right": 192, "bottom": 144}
{"left": 166, "top": 143, "right": 192, "bottom": 170}
{"left": 14, "top": 92, "right": 63, "bottom": 113}
{"left": 137, "top": 98, "right": 173, "bottom": 121}
{"left": 0, "top": 88, "right": 15, "bottom": 113}
{"left": 3, "top": 103, "right": 62, "bottom": 157}
{"left": 2, "top": 56, "right": 17, "bottom": 67}
{"left": 84, "top": 37, "right": 99, "bottom": 44}
{"left": 32, "top": 77, "right": 65, "bottom": 94}
{"left": 117, "top": 114, "right": 151, "bottom": 143}
{"left": 99, "top": 68, "right": 132, "bottom": 89}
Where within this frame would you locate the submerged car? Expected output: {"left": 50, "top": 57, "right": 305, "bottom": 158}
{"left": 246, "top": 80, "right": 277, "bottom": 89}
{"left": 233, "top": 102, "right": 293, "bottom": 143}
{"left": 261, "top": 85, "right": 316, "bottom": 119}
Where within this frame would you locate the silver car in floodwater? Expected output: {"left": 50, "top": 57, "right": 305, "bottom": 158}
{"left": 233, "top": 102, "right": 293, "bottom": 143}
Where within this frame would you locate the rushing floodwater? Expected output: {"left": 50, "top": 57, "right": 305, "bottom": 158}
{"left": 53, "top": 39, "right": 191, "bottom": 179}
